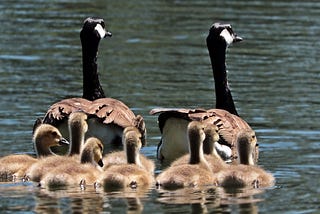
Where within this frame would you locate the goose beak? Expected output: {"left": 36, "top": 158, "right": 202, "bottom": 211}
{"left": 234, "top": 35, "right": 243, "bottom": 43}
{"left": 98, "top": 159, "right": 104, "bottom": 167}
{"left": 58, "top": 138, "right": 69, "bottom": 146}
{"left": 105, "top": 31, "right": 112, "bottom": 38}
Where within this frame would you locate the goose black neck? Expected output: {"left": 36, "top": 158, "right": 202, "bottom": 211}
{"left": 81, "top": 37, "right": 105, "bottom": 101}
{"left": 208, "top": 44, "right": 239, "bottom": 116}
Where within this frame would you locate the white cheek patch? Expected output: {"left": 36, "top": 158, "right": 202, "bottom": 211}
{"left": 94, "top": 24, "right": 106, "bottom": 38}
{"left": 220, "top": 29, "right": 234, "bottom": 45}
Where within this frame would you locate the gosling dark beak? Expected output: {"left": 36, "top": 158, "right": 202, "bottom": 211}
{"left": 234, "top": 35, "right": 243, "bottom": 43}
{"left": 58, "top": 138, "right": 69, "bottom": 146}
{"left": 105, "top": 31, "right": 112, "bottom": 38}
{"left": 98, "top": 159, "right": 104, "bottom": 167}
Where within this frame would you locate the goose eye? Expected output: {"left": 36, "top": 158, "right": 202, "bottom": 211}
{"left": 100, "top": 21, "right": 105, "bottom": 28}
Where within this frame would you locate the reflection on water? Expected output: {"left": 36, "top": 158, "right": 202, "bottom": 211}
{"left": 34, "top": 187, "right": 105, "bottom": 213}
{"left": 0, "top": 0, "right": 320, "bottom": 213}
{"left": 0, "top": 181, "right": 271, "bottom": 213}
{"left": 156, "top": 186, "right": 268, "bottom": 213}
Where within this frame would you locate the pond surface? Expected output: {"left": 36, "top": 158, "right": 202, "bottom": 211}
{"left": 0, "top": 0, "right": 319, "bottom": 213}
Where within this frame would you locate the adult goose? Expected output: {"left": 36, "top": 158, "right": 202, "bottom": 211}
{"left": 150, "top": 23, "right": 257, "bottom": 163}
{"left": 34, "top": 17, "right": 146, "bottom": 151}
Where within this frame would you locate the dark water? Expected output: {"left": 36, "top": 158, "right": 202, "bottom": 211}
{"left": 0, "top": 0, "right": 319, "bottom": 213}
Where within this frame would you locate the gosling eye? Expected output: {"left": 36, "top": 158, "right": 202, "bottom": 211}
{"left": 51, "top": 131, "right": 59, "bottom": 138}
{"left": 251, "top": 135, "right": 256, "bottom": 141}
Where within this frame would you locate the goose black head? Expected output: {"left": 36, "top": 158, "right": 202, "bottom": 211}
{"left": 206, "top": 23, "right": 242, "bottom": 48}
{"left": 81, "top": 17, "right": 112, "bottom": 39}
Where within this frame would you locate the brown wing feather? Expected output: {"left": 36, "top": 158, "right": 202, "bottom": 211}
{"left": 43, "top": 98, "right": 138, "bottom": 127}
{"left": 41, "top": 98, "right": 146, "bottom": 144}
{"left": 89, "top": 98, "right": 136, "bottom": 127}
{"left": 42, "top": 98, "right": 90, "bottom": 125}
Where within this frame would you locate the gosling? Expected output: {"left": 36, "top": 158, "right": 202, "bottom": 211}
{"left": 98, "top": 127, "right": 154, "bottom": 191}
{"left": 216, "top": 130, "right": 275, "bottom": 188}
{"left": 155, "top": 121, "right": 215, "bottom": 190}
{"left": 0, "top": 124, "right": 68, "bottom": 180}
{"left": 102, "top": 126, "right": 155, "bottom": 173}
{"left": 171, "top": 123, "right": 227, "bottom": 173}
{"left": 40, "top": 137, "right": 104, "bottom": 189}
{"left": 25, "top": 111, "right": 88, "bottom": 182}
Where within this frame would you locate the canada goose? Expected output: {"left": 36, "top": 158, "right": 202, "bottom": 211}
{"left": 26, "top": 111, "right": 89, "bottom": 182}
{"left": 150, "top": 23, "right": 257, "bottom": 163}
{"left": 171, "top": 123, "right": 227, "bottom": 173}
{"left": 102, "top": 126, "right": 155, "bottom": 173}
{"left": 155, "top": 121, "right": 215, "bottom": 190}
{"left": 0, "top": 124, "right": 68, "bottom": 180}
{"left": 34, "top": 17, "right": 146, "bottom": 152}
{"left": 216, "top": 131, "right": 274, "bottom": 188}
{"left": 98, "top": 127, "right": 154, "bottom": 191}
{"left": 40, "top": 137, "right": 104, "bottom": 189}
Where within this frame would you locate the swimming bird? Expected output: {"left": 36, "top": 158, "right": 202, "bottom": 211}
{"left": 34, "top": 17, "right": 146, "bottom": 152}
{"left": 26, "top": 111, "right": 89, "bottom": 182}
{"left": 102, "top": 126, "right": 155, "bottom": 173}
{"left": 98, "top": 126, "right": 154, "bottom": 191}
{"left": 0, "top": 124, "right": 68, "bottom": 180}
{"left": 215, "top": 130, "right": 274, "bottom": 188}
{"left": 170, "top": 123, "right": 227, "bottom": 173}
{"left": 155, "top": 121, "right": 215, "bottom": 190}
{"left": 39, "top": 137, "right": 104, "bottom": 189}
{"left": 150, "top": 23, "right": 257, "bottom": 163}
